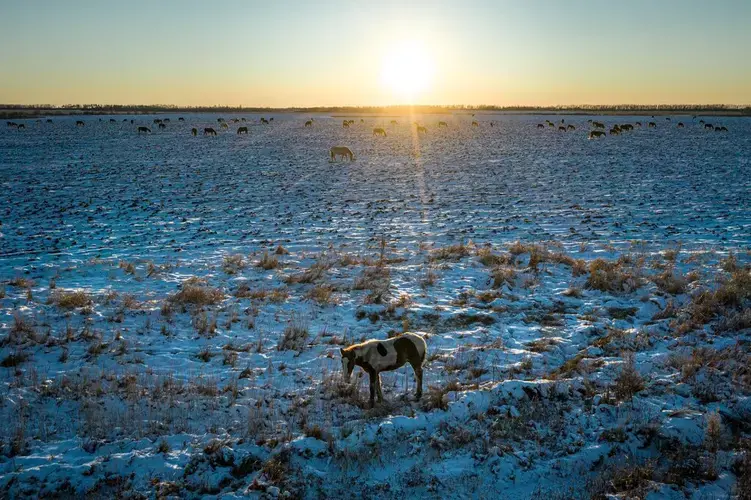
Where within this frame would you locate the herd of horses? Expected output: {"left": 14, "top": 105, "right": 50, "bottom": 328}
{"left": 531, "top": 116, "right": 731, "bottom": 139}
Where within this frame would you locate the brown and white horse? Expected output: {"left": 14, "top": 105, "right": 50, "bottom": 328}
{"left": 340, "top": 332, "right": 426, "bottom": 408}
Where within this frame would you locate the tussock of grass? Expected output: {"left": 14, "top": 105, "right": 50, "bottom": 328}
{"left": 491, "top": 267, "right": 516, "bottom": 288}
{"left": 652, "top": 267, "right": 688, "bottom": 295}
{"left": 48, "top": 290, "right": 93, "bottom": 309}
{"left": 222, "top": 254, "right": 246, "bottom": 274}
{"left": 278, "top": 313, "right": 309, "bottom": 351}
{"left": 8, "top": 277, "right": 35, "bottom": 288}
{"left": 586, "top": 258, "right": 643, "bottom": 293}
{"left": 429, "top": 243, "right": 470, "bottom": 262}
{"left": 256, "top": 251, "right": 279, "bottom": 270}
{"left": 306, "top": 285, "right": 335, "bottom": 305}
{"left": 477, "top": 247, "right": 514, "bottom": 267}
{"left": 170, "top": 285, "right": 224, "bottom": 306}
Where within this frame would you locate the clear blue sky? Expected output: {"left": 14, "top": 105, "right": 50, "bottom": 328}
{"left": 1, "top": 0, "right": 749, "bottom": 106}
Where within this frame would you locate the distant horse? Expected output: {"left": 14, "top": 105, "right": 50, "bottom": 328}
{"left": 340, "top": 332, "right": 426, "bottom": 408}
{"left": 373, "top": 127, "right": 387, "bottom": 136}
{"left": 191, "top": 128, "right": 198, "bottom": 136}
{"left": 677, "top": 123, "right": 685, "bottom": 128}
{"left": 620, "top": 124, "right": 633, "bottom": 131}
{"left": 154, "top": 119, "right": 162, "bottom": 124}
{"left": 537, "top": 124, "right": 545, "bottom": 129}
{"left": 720, "top": 126, "right": 728, "bottom": 132}
{"left": 648, "top": 122, "right": 657, "bottom": 128}
{"left": 330, "top": 146, "right": 355, "bottom": 161}
{"left": 231, "top": 118, "right": 239, "bottom": 123}
{"left": 17, "top": 124, "right": 25, "bottom": 129}
{"left": 269, "top": 117, "right": 274, "bottom": 121}
{"left": 163, "top": 118, "right": 170, "bottom": 123}
{"left": 704, "top": 123, "right": 713, "bottom": 130}
{"left": 137, "top": 126, "right": 151, "bottom": 134}
{"left": 178, "top": 117, "right": 185, "bottom": 122}
{"left": 158, "top": 123, "right": 166, "bottom": 129}
{"left": 665, "top": 117, "right": 671, "bottom": 121}
{"left": 109, "top": 119, "right": 116, "bottom": 123}
{"left": 567, "top": 124, "right": 576, "bottom": 130}
{"left": 635, "top": 122, "right": 642, "bottom": 127}
{"left": 237, "top": 126, "right": 248, "bottom": 134}
{"left": 122, "top": 119, "right": 128, "bottom": 122}
{"left": 220, "top": 122, "right": 229, "bottom": 129}
{"left": 204, "top": 128, "right": 217, "bottom": 136}
{"left": 305, "top": 120, "right": 313, "bottom": 127}
{"left": 699, "top": 119, "right": 705, "bottom": 124}
{"left": 217, "top": 118, "right": 225, "bottom": 123}
{"left": 76, "top": 121, "right": 85, "bottom": 127}
{"left": 343, "top": 120, "right": 350, "bottom": 128}
{"left": 592, "top": 121, "right": 605, "bottom": 129}
{"left": 558, "top": 126, "right": 566, "bottom": 132}
{"left": 589, "top": 131, "right": 606, "bottom": 139}
{"left": 548, "top": 122, "right": 555, "bottom": 127}
{"left": 472, "top": 121, "right": 479, "bottom": 127}
{"left": 47, "top": 119, "right": 53, "bottom": 123}
{"left": 714, "top": 126, "right": 724, "bottom": 132}
{"left": 417, "top": 125, "right": 427, "bottom": 134}
{"left": 609, "top": 128, "right": 620, "bottom": 135}
{"left": 7, "top": 121, "right": 17, "bottom": 127}
{"left": 390, "top": 120, "right": 398, "bottom": 125}
{"left": 438, "top": 121, "right": 448, "bottom": 128}
{"left": 261, "top": 118, "right": 269, "bottom": 124}
{"left": 241, "top": 118, "right": 247, "bottom": 122}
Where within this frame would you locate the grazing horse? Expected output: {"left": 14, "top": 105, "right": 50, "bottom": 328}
{"left": 648, "top": 122, "right": 657, "bottom": 128}
{"left": 567, "top": 124, "right": 576, "bottom": 131}
{"left": 237, "top": 126, "right": 248, "bottom": 134}
{"left": 330, "top": 146, "right": 355, "bottom": 161}
{"left": 592, "top": 121, "right": 605, "bottom": 129}
{"left": 343, "top": 120, "right": 350, "bottom": 128}
{"left": 137, "top": 126, "right": 151, "bottom": 134}
{"left": 609, "top": 128, "right": 620, "bottom": 135}
{"left": 204, "top": 128, "right": 217, "bottom": 136}
{"left": 76, "top": 120, "right": 85, "bottom": 127}
{"left": 699, "top": 119, "right": 705, "bottom": 124}
{"left": 537, "top": 124, "right": 545, "bottom": 129}
{"left": 154, "top": 119, "right": 162, "bottom": 124}
{"left": 558, "top": 126, "right": 566, "bottom": 132}
{"left": 438, "top": 121, "right": 448, "bottom": 128}
{"left": 17, "top": 124, "right": 25, "bottom": 129}
{"left": 390, "top": 120, "right": 398, "bottom": 125}
{"left": 220, "top": 122, "right": 229, "bottom": 129}
{"left": 191, "top": 128, "right": 198, "bottom": 136}
{"left": 373, "top": 127, "right": 387, "bottom": 136}
{"left": 704, "top": 123, "right": 713, "bottom": 130}
{"left": 109, "top": 119, "right": 116, "bottom": 123}
{"left": 417, "top": 125, "right": 427, "bottom": 134}
{"left": 261, "top": 118, "right": 269, "bottom": 124}
{"left": 163, "top": 118, "right": 170, "bottom": 123}
{"left": 178, "top": 117, "right": 185, "bottom": 122}
{"left": 158, "top": 123, "right": 166, "bottom": 129}
{"left": 241, "top": 117, "right": 247, "bottom": 122}
{"left": 677, "top": 123, "right": 685, "bottom": 128}
{"left": 7, "top": 121, "right": 17, "bottom": 127}
{"left": 472, "top": 121, "right": 479, "bottom": 127}
{"left": 635, "top": 122, "right": 642, "bottom": 127}
{"left": 589, "top": 131, "right": 606, "bottom": 139}
{"left": 714, "top": 126, "right": 724, "bottom": 132}
{"left": 304, "top": 120, "right": 313, "bottom": 127}
{"left": 548, "top": 122, "right": 555, "bottom": 128}
{"left": 217, "top": 118, "right": 225, "bottom": 123}
{"left": 47, "top": 119, "right": 53, "bottom": 123}
{"left": 340, "top": 332, "right": 426, "bottom": 408}
{"left": 620, "top": 124, "right": 633, "bottom": 131}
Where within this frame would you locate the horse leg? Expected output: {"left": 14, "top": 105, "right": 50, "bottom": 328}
{"left": 376, "top": 372, "right": 383, "bottom": 402}
{"left": 368, "top": 370, "right": 377, "bottom": 408}
{"left": 411, "top": 362, "right": 423, "bottom": 400}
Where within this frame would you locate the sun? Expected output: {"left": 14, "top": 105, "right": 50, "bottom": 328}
{"left": 380, "top": 41, "right": 435, "bottom": 102}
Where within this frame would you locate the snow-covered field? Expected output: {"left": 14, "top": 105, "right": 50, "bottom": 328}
{"left": 1, "top": 113, "right": 750, "bottom": 498}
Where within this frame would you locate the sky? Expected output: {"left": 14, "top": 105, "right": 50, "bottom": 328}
{"left": 1, "top": 0, "right": 750, "bottom": 107}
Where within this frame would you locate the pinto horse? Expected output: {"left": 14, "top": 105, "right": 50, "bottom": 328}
{"left": 340, "top": 332, "right": 426, "bottom": 408}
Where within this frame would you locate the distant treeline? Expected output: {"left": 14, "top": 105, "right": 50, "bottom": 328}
{"left": 2, "top": 103, "right": 750, "bottom": 119}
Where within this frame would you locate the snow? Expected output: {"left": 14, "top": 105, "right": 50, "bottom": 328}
{"left": 1, "top": 112, "right": 750, "bottom": 498}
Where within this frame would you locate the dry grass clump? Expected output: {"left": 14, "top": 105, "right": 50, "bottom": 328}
{"left": 277, "top": 313, "right": 309, "bottom": 351}
{"left": 652, "top": 267, "right": 688, "bottom": 295}
{"left": 526, "top": 338, "right": 559, "bottom": 353}
{"left": 508, "top": 241, "right": 528, "bottom": 255}
{"left": 170, "top": 285, "right": 224, "bottom": 307}
{"left": 586, "top": 258, "right": 643, "bottom": 293}
{"left": 8, "top": 277, "right": 35, "bottom": 288}
{"left": 222, "top": 254, "right": 246, "bottom": 274}
{"left": 422, "top": 380, "right": 461, "bottom": 411}
{"left": 477, "top": 247, "right": 514, "bottom": 267}
{"left": 306, "top": 285, "right": 335, "bottom": 305}
{"left": 588, "top": 459, "right": 655, "bottom": 498}
{"left": 353, "top": 266, "right": 391, "bottom": 303}
{"left": 613, "top": 352, "right": 645, "bottom": 402}
{"left": 274, "top": 244, "right": 290, "bottom": 255}
{"left": 284, "top": 261, "right": 327, "bottom": 284}
{"left": 48, "top": 289, "right": 93, "bottom": 309}
{"left": 562, "top": 286, "right": 583, "bottom": 298}
{"left": 118, "top": 260, "right": 136, "bottom": 275}
{"left": 491, "top": 267, "right": 516, "bottom": 288}
{"left": 429, "top": 243, "right": 470, "bottom": 262}
{"left": 256, "top": 251, "right": 279, "bottom": 270}
{"left": 674, "top": 268, "right": 751, "bottom": 333}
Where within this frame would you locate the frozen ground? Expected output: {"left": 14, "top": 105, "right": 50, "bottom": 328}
{"left": 1, "top": 113, "right": 750, "bottom": 498}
